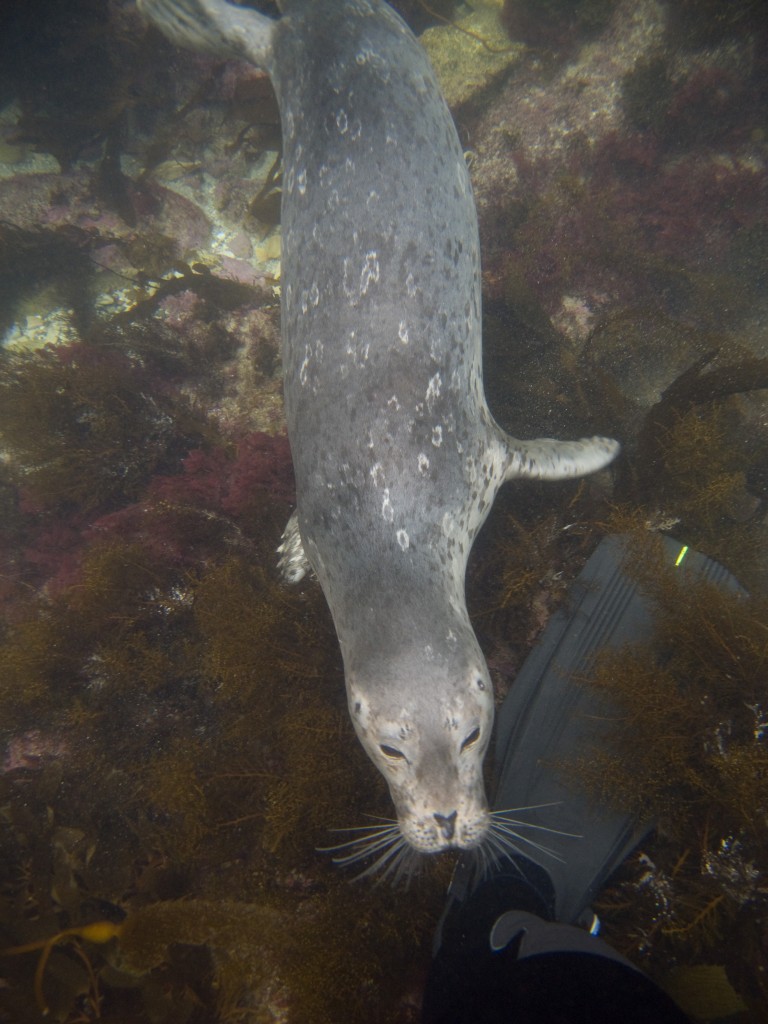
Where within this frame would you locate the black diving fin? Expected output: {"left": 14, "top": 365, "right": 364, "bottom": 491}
{"left": 437, "top": 533, "right": 745, "bottom": 945}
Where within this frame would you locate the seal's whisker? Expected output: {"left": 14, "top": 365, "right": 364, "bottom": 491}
{"left": 318, "top": 819, "right": 404, "bottom": 867}
{"left": 318, "top": 820, "right": 425, "bottom": 886}
{"left": 484, "top": 843, "right": 499, "bottom": 875}
{"left": 482, "top": 829, "right": 563, "bottom": 880}
{"left": 379, "top": 844, "right": 411, "bottom": 881}
{"left": 489, "top": 822, "right": 562, "bottom": 858}
{"left": 322, "top": 829, "right": 401, "bottom": 864}
{"left": 321, "top": 822, "right": 401, "bottom": 838}
{"left": 318, "top": 823, "right": 399, "bottom": 846}
{"left": 491, "top": 815, "right": 582, "bottom": 840}
{"left": 391, "top": 847, "right": 421, "bottom": 886}
{"left": 353, "top": 837, "right": 409, "bottom": 881}
{"left": 476, "top": 839, "right": 496, "bottom": 876}
{"left": 493, "top": 802, "right": 564, "bottom": 816}
{"left": 486, "top": 821, "right": 565, "bottom": 863}
{"left": 327, "top": 842, "right": 395, "bottom": 866}
{"left": 482, "top": 834, "right": 526, "bottom": 875}
{"left": 484, "top": 827, "right": 524, "bottom": 862}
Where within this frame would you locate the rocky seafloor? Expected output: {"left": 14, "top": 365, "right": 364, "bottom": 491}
{"left": 0, "top": 0, "right": 766, "bottom": 1021}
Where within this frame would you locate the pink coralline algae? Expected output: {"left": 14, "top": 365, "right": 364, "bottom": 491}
{"left": 0, "top": 171, "right": 211, "bottom": 261}
{"left": 18, "top": 520, "right": 85, "bottom": 594}
{"left": 219, "top": 256, "right": 268, "bottom": 287}
{"left": 2, "top": 730, "right": 68, "bottom": 774}
{"left": 84, "top": 432, "right": 295, "bottom": 569}
{"left": 503, "top": 135, "right": 767, "bottom": 313}
{"left": 150, "top": 433, "right": 294, "bottom": 516}
{"left": 158, "top": 289, "right": 203, "bottom": 329}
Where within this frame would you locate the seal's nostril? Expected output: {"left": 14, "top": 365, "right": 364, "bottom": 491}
{"left": 434, "top": 810, "right": 458, "bottom": 841}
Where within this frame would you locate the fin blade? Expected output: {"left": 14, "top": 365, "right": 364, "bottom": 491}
{"left": 492, "top": 534, "right": 744, "bottom": 923}
{"left": 138, "top": 0, "right": 275, "bottom": 68}
{"left": 503, "top": 436, "right": 619, "bottom": 481}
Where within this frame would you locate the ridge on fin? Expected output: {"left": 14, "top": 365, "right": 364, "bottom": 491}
{"left": 137, "top": 0, "right": 275, "bottom": 70}
{"left": 502, "top": 435, "right": 620, "bottom": 482}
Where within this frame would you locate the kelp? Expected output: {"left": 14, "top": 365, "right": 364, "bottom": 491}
{"left": 0, "top": 504, "right": 448, "bottom": 1021}
{"left": 1, "top": 872, "right": 449, "bottom": 1023}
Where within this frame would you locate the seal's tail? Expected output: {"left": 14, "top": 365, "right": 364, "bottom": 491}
{"left": 137, "top": 0, "right": 275, "bottom": 69}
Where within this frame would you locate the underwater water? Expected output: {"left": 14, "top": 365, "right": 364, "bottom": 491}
{"left": 0, "top": 0, "right": 766, "bottom": 1020}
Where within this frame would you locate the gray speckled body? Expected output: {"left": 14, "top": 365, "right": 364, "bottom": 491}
{"left": 139, "top": 0, "right": 619, "bottom": 856}
{"left": 275, "top": 0, "right": 505, "bottom": 854}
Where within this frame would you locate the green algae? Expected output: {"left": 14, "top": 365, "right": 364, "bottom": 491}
{"left": 0, "top": 497, "right": 447, "bottom": 1021}
{"left": 420, "top": 2, "right": 522, "bottom": 111}
{"left": 0, "top": 342, "right": 209, "bottom": 514}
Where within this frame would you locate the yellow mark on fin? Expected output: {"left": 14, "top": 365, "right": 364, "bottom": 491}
{"left": 675, "top": 545, "right": 689, "bottom": 567}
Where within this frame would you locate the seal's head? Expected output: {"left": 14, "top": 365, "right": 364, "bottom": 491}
{"left": 347, "top": 635, "right": 493, "bottom": 855}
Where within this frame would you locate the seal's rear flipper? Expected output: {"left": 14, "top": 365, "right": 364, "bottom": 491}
{"left": 502, "top": 434, "right": 620, "bottom": 481}
{"left": 138, "top": 0, "right": 275, "bottom": 69}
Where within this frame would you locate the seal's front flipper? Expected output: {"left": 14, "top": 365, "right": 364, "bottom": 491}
{"left": 503, "top": 434, "right": 620, "bottom": 481}
{"left": 277, "top": 510, "right": 312, "bottom": 584}
{"left": 137, "top": 0, "right": 275, "bottom": 69}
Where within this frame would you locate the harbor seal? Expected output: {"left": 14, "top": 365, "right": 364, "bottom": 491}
{"left": 138, "top": 0, "right": 619, "bottom": 870}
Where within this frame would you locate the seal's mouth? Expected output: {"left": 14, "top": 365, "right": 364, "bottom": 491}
{"left": 316, "top": 812, "right": 483, "bottom": 885}
{"left": 399, "top": 807, "right": 489, "bottom": 854}
{"left": 434, "top": 810, "right": 458, "bottom": 842}
{"left": 318, "top": 805, "right": 576, "bottom": 884}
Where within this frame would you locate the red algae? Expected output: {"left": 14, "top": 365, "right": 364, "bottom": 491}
{"left": 471, "top": 0, "right": 768, "bottom": 329}
{"left": 148, "top": 432, "right": 294, "bottom": 517}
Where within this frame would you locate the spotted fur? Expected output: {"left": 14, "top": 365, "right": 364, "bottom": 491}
{"left": 139, "top": 0, "right": 619, "bottom": 856}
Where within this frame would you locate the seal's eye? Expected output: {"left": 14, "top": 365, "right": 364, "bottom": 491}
{"left": 461, "top": 727, "right": 480, "bottom": 752}
{"left": 380, "top": 744, "right": 406, "bottom": 759}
